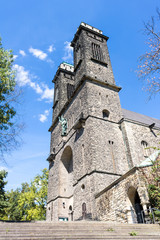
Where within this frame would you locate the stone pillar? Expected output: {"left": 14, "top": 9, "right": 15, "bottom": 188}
{"left": 126, "top": 207, "right": 134, "bottom": 224}
{"left": 141, "top": 202, "right": 148, "bottom": 212}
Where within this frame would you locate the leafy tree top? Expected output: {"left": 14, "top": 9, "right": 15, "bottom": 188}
{"left": 0, "top": 38, "right": 16, "bottom": 131}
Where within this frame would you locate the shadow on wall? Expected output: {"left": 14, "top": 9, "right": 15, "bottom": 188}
{"left": 75, "top": 128, "right": 84, "bottom": 142}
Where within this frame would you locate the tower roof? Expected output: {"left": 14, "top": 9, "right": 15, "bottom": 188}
{"left": 71, "top": 22, "right": 109, "bottom": 47}
{"left": 52, "top": 62, "right": 74, "bottom": 83}
{"left": 59, "top": 62, "right": 74, "bottom": 72}
{"left": 80, "top": 22, "right": 103, "bottom": 34}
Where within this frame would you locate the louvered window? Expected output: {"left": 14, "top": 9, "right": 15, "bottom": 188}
{"left": 67, "top": 84, "right": 75, "bottom": 99}
{"left": 92, "top": 43, "right": 103, "bottom": 61}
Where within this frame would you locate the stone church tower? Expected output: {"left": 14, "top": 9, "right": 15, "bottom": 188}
{"left": 46, "top": 23, "right": 160, "bottom": 222}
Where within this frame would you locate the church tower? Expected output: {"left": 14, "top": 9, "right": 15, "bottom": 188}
{"left": 52, "top": 62, "right": 74, "bottom": 123}
{"left": 46, "top": 23, "right": 129, "bottom": 221}
{"left": 71, "top": 22, "right": 115, "bottom": 87}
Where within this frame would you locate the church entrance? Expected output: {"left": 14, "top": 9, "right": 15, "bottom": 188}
{"left": 134, "top": 191, "right": 143, "bottom": 223}
{"left": 128, "top": 187, "right": 143, "bottom": 223}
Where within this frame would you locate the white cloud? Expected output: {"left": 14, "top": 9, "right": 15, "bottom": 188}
{"left": 62, "top": 41, "right": 73, "bottom": 62}
{"left": 48, "top": 44, "right": 55, "bottom": 53}
{"left": 13, "top": 64, "right": 31, "bottom": 86}
{"left": 29, "top": 47, "right": 47, "bottom": 60}
{"left": 0, "top": 166, "right": 9, "bottom": 172}
{"left": 39, "top": 109, "right": 50, "bottom": 123}
{"left": 19, "top": 50, "right": 26, "bottom": 56}
{"left": 40, "top": 84, "right": 54, "bottom": 102}
{"left": 13, "top": 55, "right": 18, "bottom": 60}
{"left": 29, "top": 81, "right": 43, "bottom": 94}
{"left": 46, "top": 59, "right": 54, "bottom": 65}
{"left": 13, "top": 64, "right": 54, "bottom": 102}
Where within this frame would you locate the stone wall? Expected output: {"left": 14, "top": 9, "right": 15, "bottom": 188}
{"left": 47, "top": 79, "right": 129, "bottom": 221}
{"left": 95, "top": 166, "right": 151, "bottom": 223}
{"left": 121, "top": 120, "right": 160, "bottom": 167}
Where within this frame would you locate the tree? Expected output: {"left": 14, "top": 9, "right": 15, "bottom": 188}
{"left": 140, "top": 142, "right": 160, "bottom": 222}
{"left": 148, "top": 155, "right": 160, "bottom": 221}
{"left": 3, "top": 168, "right": 49, "bottom": 221}
{"left": 0, "top": 170, "right": 8, "bottom": 218}
{"left": 137, "top": 8, "right": 160, "bottom": 97}
{"left": 148, "top": 156, "right": 160, "bottom": 208}
{"left": 4, "top": 188, "right": 22, "bottom": 221}
{"left": 0, "top": 37, "right": 22, "bottom": 161}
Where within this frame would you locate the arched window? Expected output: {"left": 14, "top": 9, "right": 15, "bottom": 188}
{"left": 82, "top": 202, "right": 87, "bottom": 219}
{"left": 59, "top": 146, "right": 73, "bottom": 197}
{"left": 102, "top": 109, "right": 110, "bottom": 119}
{"left": 141, "top": 140, "right": 149, "bottom": 158}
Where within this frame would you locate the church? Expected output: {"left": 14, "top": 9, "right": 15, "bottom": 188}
{"left": 46, "top": 23, "right": 160, "bottom": 223}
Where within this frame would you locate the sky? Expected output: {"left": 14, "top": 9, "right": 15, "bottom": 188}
{"left": 0, "top": 0, "right": 160, "bottom": 191}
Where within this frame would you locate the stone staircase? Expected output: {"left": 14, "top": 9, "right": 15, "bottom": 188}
{"left": 0, "top": 221, "right": 159, "bottom": 240}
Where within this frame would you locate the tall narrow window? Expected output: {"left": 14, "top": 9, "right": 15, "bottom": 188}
{"left": 141, "top": 140, "right": 149, "bottom": 158}
{"left": 92, "top": 43, "right": 103, "bottom": 61}
{"left": 67, "top": 83, "right": 75, "bottom": 99}
{"left": 109, "top": 140, "right": 116, "bottom": 172}
{"left": 54, "top": 88, "right": 59, "bottom": 103}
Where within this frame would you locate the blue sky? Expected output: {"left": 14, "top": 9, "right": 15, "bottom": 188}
{"left": 0, "top": 0, "right": 160, "bottom": 190}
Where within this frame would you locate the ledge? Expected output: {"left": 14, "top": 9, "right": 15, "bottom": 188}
{"left": 91, "top": 57, "right": 108, "bottom": 67}
{"left": 73, "top": 117, "right": 86, "bottom": 130}
{"left": 46, "top": 153, "right": 56, "bottom": 162}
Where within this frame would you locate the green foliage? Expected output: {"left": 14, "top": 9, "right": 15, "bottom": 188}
{"left": 129, "top": 231, "right": 137, "bottom": 236}
{"left": 0, "top": 170, "right": 8, "bottom": 218}
{"left": 0, "top": 37, "right": 22, "bottom": 160}
{"left": 148, "top": 156, "right": 160, "bottom": 211}
{"left": 4, "top": 189, "right": 22, "bottom": 221}
{"left": 0, "top": 37, "right": 16, "bottom": 131}
{"left": 106, "top": 228, "right": 114, "bottom": 232}
{"left": 3, "top": 168, "right": 49, "bottom": 221}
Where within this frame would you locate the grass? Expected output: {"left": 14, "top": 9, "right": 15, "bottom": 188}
{"left": 106, "top": 228, "right": 114, "bottom": 232}
{"left": 129, "top": 231, "right": 137, "bottom": 236}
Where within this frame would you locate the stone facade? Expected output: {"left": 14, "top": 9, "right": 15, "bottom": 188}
{"left": 95, "top": 166, "right": 151, "bottom": 223}
{"left": 46, "top": 22, "right": 160, "bottom": 222}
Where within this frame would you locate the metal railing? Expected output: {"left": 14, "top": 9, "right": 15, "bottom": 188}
{"left": 130, "top": 207, "right": 160, "bottom": 224}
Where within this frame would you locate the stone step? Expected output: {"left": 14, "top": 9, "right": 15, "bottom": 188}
{"left": 0, "top": 233, "right": 160, "bottom": 237}
{"left": 0, "top": 225, "right": 160, "bottom": 232}
{"left": 0, "top": 222, "right": 159, "bottom": 240}
{"left": 0, "top": 222, "right": 159, "bottom": 227}
{"left": 0, "top": 236, "right": 160, "bottom": 240}
{"left": 0, "top": 228, "right": 159, "bottom": 235}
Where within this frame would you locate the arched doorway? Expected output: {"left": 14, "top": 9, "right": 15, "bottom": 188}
{"left": 128, "top": 187, "right": 143, "bottom": 223}
{"left": 82, "top": 202, "right": 87, "bottom": 219}
{"left": 69, "top": 205, "right": 73, "bottom": 221}
{"left": 59, "top": 146, "right": 73, "bottom": 197}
